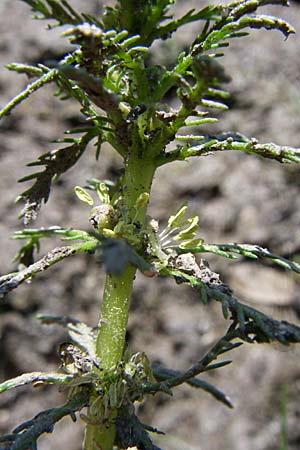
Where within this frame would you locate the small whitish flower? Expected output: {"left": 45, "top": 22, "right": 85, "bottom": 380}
{"left": 148, "top": 204, "right": 203, "bottom": 263}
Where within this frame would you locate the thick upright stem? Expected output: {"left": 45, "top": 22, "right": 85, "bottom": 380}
{"left": 83, "top": 152, "right": 156, "bottom": 450}
{"left": 96, "top": 266, "right": 137, "bottom": 366}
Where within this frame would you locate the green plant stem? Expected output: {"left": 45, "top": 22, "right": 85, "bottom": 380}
{"left": 83, "top": 265, "right": 136, "bottom": 450}
{"left": 84, "top": 151, "right": 156, "bottom": 450}
{"left": 96, "top": 266, "right": 137, "bottom": 366}
{"left": 0, "top": 69, "right": 58, "bottom": 118}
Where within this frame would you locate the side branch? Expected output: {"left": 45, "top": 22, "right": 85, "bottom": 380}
{"left": 152, "top": 362, "right": 233, "bottom": 408}
{"left": 0, "top": 69, "right": 58, "bottom": 118}
{"left": 0, "top": 391, "right": 89, "bottom": 450}
{"left": 161, "top": 254, "right": 300, "bottom": 346}
{"left": 58, "top": 66, "right": 123, "bottom": 119}
{"left": 145, "top": 329, "right": 241, "bottom": 395}
{"left": 0, "top": 241, "right": 97, "bottom": 297}
{"left": 0, "top": 372, "right": 73, "bottom": 394}
{"left": 177, "top": 242, "right": 300, "bottom": 273}
{"left": 160, "top": 137, "right": 300, "bottom": 165}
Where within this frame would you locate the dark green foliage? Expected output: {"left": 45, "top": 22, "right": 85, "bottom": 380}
{"left": 20, "top": 0, "right": 85, "bottom": 26}
{"left": 18, "top": 130, "right": 98, "bottom": 223}
{"left": 0, "top": 391, "right": 89, "bottom": 450}
{"left": 115, "top": 405, "right": 162, "bottom": 450}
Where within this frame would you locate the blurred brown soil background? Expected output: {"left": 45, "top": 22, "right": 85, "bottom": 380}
{"left": 1, "top": 1, "right": 300, "bottom": 449}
